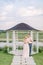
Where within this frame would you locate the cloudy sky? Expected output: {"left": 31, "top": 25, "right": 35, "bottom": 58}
{"left": 0, "top": 0, "right": 43, "bottom": 30}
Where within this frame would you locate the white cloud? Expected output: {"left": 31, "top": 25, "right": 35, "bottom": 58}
{"left": 0, "top": 22, "right": 14, "bottom": 30}
{"left": 0, "top": 12, "right": 7, "bottom": 20}
{"left": 28, "top": 6, "right": 35, "bottom": 9}
{"left": 0, "top": 21, "right": 20, "bottom": 30}
{"left": 0, "top": 5, "right": 43, "bottom": 21}
{"left": 4, "top": 4, "right": 14, "bottom": 12}
{"left": 0, "top": 4, "right": 14, "bottom": 21}
{"left": 20, "top": 15, "right": 43, "bottom": 30}
{"left": 17, "top": 7, "right": 43, "bottom": 17}
{"left": 0, "top": 15, "right": 43, "bottom": 30}
{"left": 0, "top": 1, "right": 43, "bottom": 31}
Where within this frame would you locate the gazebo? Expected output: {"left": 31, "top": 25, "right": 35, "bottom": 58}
{"left": 6, "top": 23, "right": 39, "bottom": 54}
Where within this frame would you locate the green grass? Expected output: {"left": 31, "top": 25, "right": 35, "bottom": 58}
{"left": 33, "top": 52, "right": 43, "bottom": 65}
{"left": 0, "top": 51, "right": 13, "bottom": 65}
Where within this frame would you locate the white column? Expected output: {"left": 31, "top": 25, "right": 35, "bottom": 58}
{"left": 6, "top": 31, "right": 9, "bottom": 52}
{"left": 31, "top": 31, "right": 33, "bottom": 40}
{"left": 12, "top": 31, "right": 16, "bottom": 54}
{"left": 36, "top": 32, "right": 39, "bottom": 53}
{"left": 16, "top": 31, "right": 18, "bottom": 42}
{"left": 30, "top": 31, "right": 33, "bottom": 54}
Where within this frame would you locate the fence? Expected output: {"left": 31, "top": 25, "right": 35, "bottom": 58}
{"left": 0, "top": 31, "right": 43, "bottom": 42}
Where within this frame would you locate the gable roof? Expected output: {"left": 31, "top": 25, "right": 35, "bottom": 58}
{"left": 7, "top": 23, "right": 38, "bottom": 30}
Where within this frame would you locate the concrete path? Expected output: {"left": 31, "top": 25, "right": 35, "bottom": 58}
{"left": 11, "top": 56, "right": 36, "bottom": 65}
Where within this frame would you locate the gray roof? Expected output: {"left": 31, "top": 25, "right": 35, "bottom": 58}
{"left": 8, "top": 23, "right": 38, "bottom": 30}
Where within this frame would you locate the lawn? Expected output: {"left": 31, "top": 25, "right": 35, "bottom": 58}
{"left": 33, "top": 52, "right": 43, "bottom": 65}
{"left": 0, "top": 51, "right": 13, "bottom": 65}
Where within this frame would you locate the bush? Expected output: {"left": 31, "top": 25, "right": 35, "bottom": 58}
{"left": 3, "top": 46, "right": 12, "bottom": 53}
{"left": 0, "top": 47, "right": 3, "bottom": 51}
{"left": 9, "top": 47, "right": 12, "bottom": 51}
{"left": 39, "top": 46, "right": 43, "bottom": 53}
{"left": 18, "top": 46, "right": 23, "bottom": 50}
{"left": 3, "top": 46, "right": 8, "bottom": 53}
{"left": 33, "top": 45, "right": 37, "bottom": 52}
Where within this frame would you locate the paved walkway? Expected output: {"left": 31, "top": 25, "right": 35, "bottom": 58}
{"left": 11, "top": 56, "right": 36, "bottom": 65}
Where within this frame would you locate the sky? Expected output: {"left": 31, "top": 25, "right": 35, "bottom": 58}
{"left": 0, "top": 0, "right": 43, "bottom": 30}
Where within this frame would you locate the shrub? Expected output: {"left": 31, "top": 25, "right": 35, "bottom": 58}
{"left": 9, "top": 47, "right": 12, "bottom": 51}
{"left": 3, "top": 46, "right": 8, "bottom": 53}
{"left": 33, "top": 45, "right": 37, "bottom": 52}
{"left": 0, "top": 47, "right": 3, "bottom": 51}
{"left": 3, "top": 46, "right": 12, "bottom": 53}
{"left": 18, "top": 46, "right": 23, "bottom": 50}
{"left": 39, "top": 46, "right": 43, "bottom": 53}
